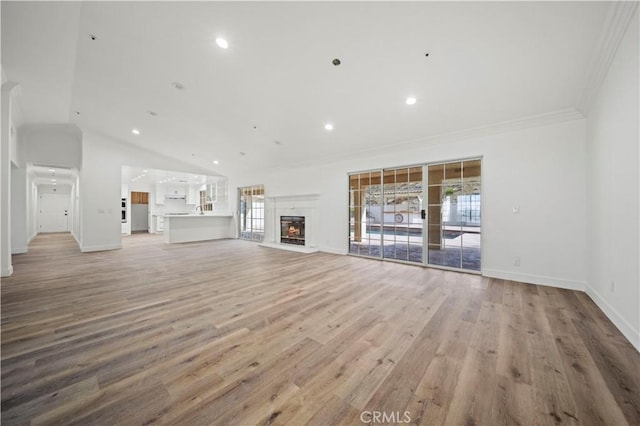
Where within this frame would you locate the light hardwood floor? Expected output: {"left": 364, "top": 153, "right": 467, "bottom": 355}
{"left": 1, "top": 233, "right": 638, "bottom": 425}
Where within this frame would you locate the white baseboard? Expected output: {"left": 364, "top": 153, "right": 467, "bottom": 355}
{"left": 585, "top": 284, "right": 640, "bottom": 352}
{"left": 259, "top": 242, "right": 319, "bottom": 254}
{"left": 81, "top": 243, "right": 122, "bottom": 253}
{"left": 11, "top": 246, "right": 27, "bottom": 254}
{"left": 1, "top": 265, "right": 13, "bottom": 277}
{"left": 320, "top": 246, "right": 349, "bottom": 255}
{"left": 482, "top": 268, "right": 586, "bottom": 291}
{"left": 72, "top": 232, "right": 81, "bottom": 248}
{"left": 27, "top": 233, "right": 36, "bottom": 244}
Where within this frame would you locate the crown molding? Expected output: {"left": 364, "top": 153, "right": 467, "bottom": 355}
{"left": 263, "top": 107, "right": 586, "bottom": 173}
{"left": 577, "top": 1, "right": 639, "bottom": 115}
{"left": 338, "top": 108, "right": 584, "bottom": 163}
{"left": 402, "top": 108, "right": 585, "bottom": 149}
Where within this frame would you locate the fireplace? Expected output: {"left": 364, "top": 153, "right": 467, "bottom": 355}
{"left": 280, "top": 216, "right": 305, "bottom": 246}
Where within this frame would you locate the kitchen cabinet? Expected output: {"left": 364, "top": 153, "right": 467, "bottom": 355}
{"left": 186, "top": 185, "right": 199, "bottom": 205}
{"left": 157, "top": 215, "right": 164, "bottom": 231}
{"left": 131, "top": 192, "right": 148, "bottom": 204}
{"left": 155, "top": 184, "right": 166, "bottom": 205}
{"left": 166, "top": 184, "right": 186, "bottom": 199}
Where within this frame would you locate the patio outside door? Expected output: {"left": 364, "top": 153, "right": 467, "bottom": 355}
{"left": 349, "top": 158, "right": 481, "bottom": 272}
{"left": 427, "top": 159, "right": 481, "bottom": 271}
{"left": 381, "top": 166, "right": 424, "bottom": 263}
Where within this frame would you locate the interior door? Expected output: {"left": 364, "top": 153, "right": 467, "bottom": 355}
{"left": 39, "top": 193, "right": 70, "bottom": 233}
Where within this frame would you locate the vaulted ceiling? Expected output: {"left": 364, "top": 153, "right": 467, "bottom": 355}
{"left": 2, "top": 1, "right": 612, "bottom": 175}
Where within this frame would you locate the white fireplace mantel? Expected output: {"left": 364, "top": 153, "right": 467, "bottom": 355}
{"left": 259, "top": 194, "right": 320, "bottom": 253}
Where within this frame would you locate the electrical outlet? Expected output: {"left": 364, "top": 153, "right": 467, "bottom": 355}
{"left": 513, "top": 256, "right": 520, "bottom": 266}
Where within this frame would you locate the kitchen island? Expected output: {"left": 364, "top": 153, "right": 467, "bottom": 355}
{"left": 160, "top": 213, "right": 234, "bottom": 244}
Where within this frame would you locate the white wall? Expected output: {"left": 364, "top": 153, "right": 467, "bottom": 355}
{"left": 71, "top": 174, "right": 80, "bottom": 243}
{"left": 38, "top": 183, "right": 71, "bottom": 194}
{"left": 26, "top": 170, "right": 38, "bottom": 242}
{"left": 80, "top": 132, "right": 215, "bottom": 252}
{"left": 585, "top": 10, "right": 639, "bottom": 350}
{"left": 10, "top": 164, "right": 27, "bottom": 253}
{"left": 233, "top": 118, "right": 588, "bottom": 290}
{"left": 1, "top": 81, "right": 19, "bottom": 276}
{"left": 23, "top": 124, "right": 82, "bottom": 169}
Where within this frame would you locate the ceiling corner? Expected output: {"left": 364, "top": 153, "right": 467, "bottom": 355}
{"left": 576, "top": 1, "right": 639, "bottom": 115}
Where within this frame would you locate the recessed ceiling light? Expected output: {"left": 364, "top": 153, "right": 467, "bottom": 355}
{"left": 51, "top": 179, "right": 56, "bottom": 182}
{"left": 216, "top": 37, "right": 229, "bottom": 49}
{"left": 213, "top": 160, "right": 219, "bottom": 165}
{"left": 48, "top": 168, "right": 55, "bottom": 172}
{"left": 406, "top": 97, "right": 417, "bottom": 105}
{"left": 332, "top": 58, "right": 341, "bottom": 66}
{"left": 132, "top": 129, "right": 140, "bottom": 135}
{"left": 143, "top": 169, "right": 148, "bottom": 173}
{"left": 324, "top": 123, "right": 334, "bottom": 131}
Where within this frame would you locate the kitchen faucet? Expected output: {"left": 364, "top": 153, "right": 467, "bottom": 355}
{"left": 195, "top": 205, "right": 204, "bottom": 215}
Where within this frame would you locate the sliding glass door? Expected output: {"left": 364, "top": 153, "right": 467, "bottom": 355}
{"left": 349, "top": 171, "right": 383, "bottom": 258}
{"left": 382, "top": 166, "right": 424, "bottom": 263}
{"left": 349, "top": 158, "right": 481, "bottom": 272}
{"left": 239, "top": 185, "right": 265, "bottom": 242}
{"left": 427, "top": 160, "right": 481, "bottom": 271}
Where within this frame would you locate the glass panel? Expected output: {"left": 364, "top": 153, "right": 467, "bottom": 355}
{"left": 463, "top": 159, "right": 481, "bottom": 178}
{"left": 383, "top": 168, "right": 396, "bottom": 184}
{"left": 349, "top": 171, "right": 382, "bottom": 258}
{"left": 426, "top": 159, "right": 481, "bottom": 271}
{"left": 427, "top": 243, "right": 446, "bottom": 266}
{"left": 239, "top": 185, "right": 264, "bottom": 242}
{"left": 409, "top": 166, "right": 423, "bottom": 182}
{"left": 428, "top": 164, "right": 444, "bottom": 185}
{"left": 380, "top": 167, "right": 423, "bottom": 263}
{"left": 444, "top": 162, "right": 462, "bottom": 179}
{"left": 349, "top": 175, "right": 359, "bottom": 190}
{"left": 427, "top": 205, "right": 441, "bottom": 222}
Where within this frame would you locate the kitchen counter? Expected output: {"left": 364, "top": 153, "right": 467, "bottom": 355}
{"left": 160, "top": 212, "right": 233, "bottom": 218}
{"left": 161, "top": 212, "right": 234, "bottom": 243}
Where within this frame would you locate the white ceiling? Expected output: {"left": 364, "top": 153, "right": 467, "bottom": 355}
{"left": 30, "top": 165, "right": 76, "bottom": 187}
{"left": 122, "top": 165, "right": 224, "bottom": 186}
{"left": 2, "top": 1, "right": 612, "bottom": 175}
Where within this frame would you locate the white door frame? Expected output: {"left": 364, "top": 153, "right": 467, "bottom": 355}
{"left": 38, "top": 192, "right": 70, "bottom": 233}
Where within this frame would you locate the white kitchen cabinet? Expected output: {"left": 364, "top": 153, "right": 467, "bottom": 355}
{"left": 157, "top": 215, "right": 164, "bottom": 231}
{"left": 186, "top": 185, "right": 199, "bottom": 205}
{"left": 166, "top": 184, "right": 186, "bottom": 199}
{"left": 155, "top": 184, "right": 166, "bottom": 205}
